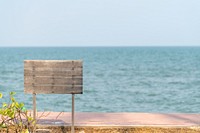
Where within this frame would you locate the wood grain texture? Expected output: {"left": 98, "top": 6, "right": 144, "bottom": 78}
{"left": 25, "top": 77, "right": 82, "bottom": 85}
{"left": 24, "top": 85, "right": 82, "bottom": 94}
{"left": 24, "top": 60, "right": 82, "bottom": 68}
{"left": 24, "top": 69, "right": 82, "bottom": 76}
{"left": 24, "top": 60, "right": 83, "bottom": 94}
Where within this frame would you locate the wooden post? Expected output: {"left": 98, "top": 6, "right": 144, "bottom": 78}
{"left": 72, "top": 94, "right": 75, "bottom": 133}
{"left": 33, "top": 93, "right": 36, "bottom": 133}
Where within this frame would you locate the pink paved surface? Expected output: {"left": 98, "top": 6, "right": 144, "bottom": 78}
{"left": 36, "top": 112, "right": 200, "bottom": 127}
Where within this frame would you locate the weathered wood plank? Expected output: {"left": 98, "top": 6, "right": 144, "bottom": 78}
{"left": 25, "top": 75, "right": 82, "bottom": 79}
{"left": 24, "top": 69, "right": 82, "bottom": 76}
{"left": 24, "top": 85, "right": 82, "bottom": 94}
{"left": 24, "top": 60, "right": 82, "bottom": 68}
{"left": 24, "top": 67, "right": 82, "bottom": 71}
{"left": 24, "top": 77, "right": 82, "bottom": 85}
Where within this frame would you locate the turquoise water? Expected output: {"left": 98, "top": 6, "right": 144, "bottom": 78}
{"left": 0, "top": 47, "right": 200, "bottom": 113}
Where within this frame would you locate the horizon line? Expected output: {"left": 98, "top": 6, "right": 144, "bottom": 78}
{"left": 0, "top": 45, "right": 200, "bottom": 47}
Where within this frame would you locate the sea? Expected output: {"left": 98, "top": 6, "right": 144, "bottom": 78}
{"left": 0, "top": 47, "right": 199, "bottom": 113}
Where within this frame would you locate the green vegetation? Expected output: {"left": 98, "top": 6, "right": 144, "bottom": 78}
{"left": 0, "top": 92, "right": 35, "bottom": 133}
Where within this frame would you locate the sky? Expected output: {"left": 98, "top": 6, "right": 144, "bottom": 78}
{"left": 0, "top": 0, "right": 200, "bottom": 47}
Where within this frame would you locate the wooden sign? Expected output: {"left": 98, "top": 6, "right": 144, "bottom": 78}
{"left": 24, "top": 60, "right": 83, "bottom": 94}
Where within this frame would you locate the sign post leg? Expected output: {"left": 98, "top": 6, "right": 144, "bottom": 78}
{"left": 72, "top": 94, "right": 75, "bottom": 133}
{"left": 33, "top": 93, "right": 36, "bottom": 133}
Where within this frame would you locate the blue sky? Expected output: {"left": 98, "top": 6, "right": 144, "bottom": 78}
{"left": 0, "top": 0, "right": 200, "bottom": 47}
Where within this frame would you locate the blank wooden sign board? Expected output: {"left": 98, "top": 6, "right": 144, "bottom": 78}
{"left": 24, "top": 60, "right": 83, "bottom": 133}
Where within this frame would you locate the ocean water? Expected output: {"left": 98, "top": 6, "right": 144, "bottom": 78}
{"left": 0, "top": 47, "right": 200, "bottom": 113}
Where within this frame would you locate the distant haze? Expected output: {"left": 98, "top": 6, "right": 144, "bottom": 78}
{"left": 0, "top": 0, "right": 200, "bottom": 47}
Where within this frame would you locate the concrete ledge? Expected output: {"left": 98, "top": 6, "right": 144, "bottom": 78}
{"left": 34, "top": 112, "right": 200, "bottom": 133}
{"left": 37, "top": 126, "right": 200, "bottom": 133}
